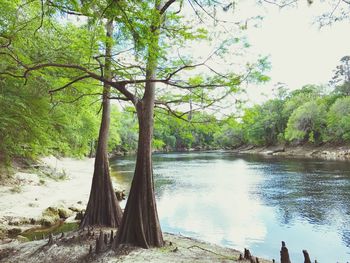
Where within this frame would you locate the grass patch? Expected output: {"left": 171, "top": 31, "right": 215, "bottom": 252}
{"left": 22, "top": 221, "right": 79, "bottom": 241}
{"left": 10, "top": 185, "right": 22, "bottom": 193}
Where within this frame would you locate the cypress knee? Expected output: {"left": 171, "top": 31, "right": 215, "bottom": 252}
{"left": 280, "top": 241, "right": 291, "bottom": 263}
{"left": 302, "top": 250, "right": 311, "bottom": 263}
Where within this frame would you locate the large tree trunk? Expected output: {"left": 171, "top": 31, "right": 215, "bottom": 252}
{"left": 115, "top": 100, "right": 163, "bottom": 248}
{"left": 115, "top": 49, "right": 163, "bottom": 248}
{"left": 80, "top": 19, "right": 123, "bottom": 228}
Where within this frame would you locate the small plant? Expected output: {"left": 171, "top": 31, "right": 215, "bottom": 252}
{"left": 58, "top": 169, "right": 68, "bottom": 180}
{"left": 10, "top": 185, "right": 22, "bottom": 193}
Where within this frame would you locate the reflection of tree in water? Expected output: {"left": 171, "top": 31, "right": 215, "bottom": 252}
{"left": 110, "top": 156, "right": 135, "bottom": 191}
{"left": 110, "top": 154, "right": 177, "bottom": 198}
{"left": 248, "top": 155, "right": 350, "bottom": 247}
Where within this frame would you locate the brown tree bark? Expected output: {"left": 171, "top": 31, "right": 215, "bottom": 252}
{"left": 80, "top": 19, "right": 123, "bottom": 228}
{"left": 114, "top": 72, "right": 163, "bottom": 248}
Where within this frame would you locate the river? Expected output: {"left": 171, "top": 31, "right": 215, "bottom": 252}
{"left": 110, "top": 152, "right": 350, "bottom": 262}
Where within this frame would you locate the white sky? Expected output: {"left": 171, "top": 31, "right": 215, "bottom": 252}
{"left": 233, "top": 0, "right": 350, "bottom": 103}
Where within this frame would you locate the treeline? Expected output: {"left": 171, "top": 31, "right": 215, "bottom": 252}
{"left": 151, "top": 84, "right": 350, "bottom": 151}
{"left": 237, "top": 85, "right": 350, "bottom": 147}
{"left": 3, "top": 83, "right": 350, "bottom": 163}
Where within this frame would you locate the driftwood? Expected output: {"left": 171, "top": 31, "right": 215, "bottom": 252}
{"left": 302, "top": 250, "right": 311, "bottom": 263}
{"left": 280, "top": 241, "right": 291, "bottom": 263}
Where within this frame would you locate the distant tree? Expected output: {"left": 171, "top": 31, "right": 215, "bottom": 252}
{"left": 285, "top": 100, "right": 327, "bottom": 143}
{"left": 327, "top": 96, "right": 350, "bottom": 142}
{"left": 331, "top": 56, "right": 350, "bottom": 96}
{"left": 242, "top": 99, "right": 286, "bottom": 146}
{"left": 282, "top": 85, "right": 321, "bottom": 118}
{"left": 214, "top": 118, "right": 244, "bottom": 148}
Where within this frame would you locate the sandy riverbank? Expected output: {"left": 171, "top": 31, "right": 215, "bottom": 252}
{"left": 0, "top": 229, "right": 272, "bottom": 263}
{"left": 235, "top": 144, "right": 350, "bottom": 160}
{"left": 0, "top": 157, "right": 94, "bottom": 221}
{"left": 0, "top": 157, "right": 273, "bottom": 263}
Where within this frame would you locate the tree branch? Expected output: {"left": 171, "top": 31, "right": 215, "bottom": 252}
{"left": 160, "top": 0, "right": 177, "bottom": 14}
{"left": 34, "top": 0, "right": 45, "bottom": 35}
{"left": 165, "top": 63, "right": 204, "bottom": 81}
{"left": 109, "top": 96, "right": 130, "bottom": 101}
{"left": 48, "top": 75, "right": 91, "bottom": 94}
{"left": 0, "top": 37, "right": 12, "bottom": 48}
{"left": 47, "top": 0, "right": 87, "bottom": 16}
{"left": 21, "top": 62, "right": 136, "bottom": 101}
{"left": 260, "top": 0, "right": 297, "bottom": 8}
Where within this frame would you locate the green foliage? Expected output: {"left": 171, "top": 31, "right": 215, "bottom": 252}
{"left": 327, "top": 97, "right": 350, "bottom": 142}
{"left": 152, "top": 112, "right": 220, "bottom": 151}
{"left": 242, "top": 99, "right": 286, "bottom": 146}
{"left": 117, "top": 109, "right": 138, "bottom": 152}
{"left": 282, "top": 85, "right": 321, "bottom": 118}
{"left": 285, "top": 100, "right": 327, "bottom": 143}
{"left": 213, "top": 118, "right": 243, "bottom": 148}
{"left": 0, "top": 1, "right": 103, "bottom": 160}
{"left": 0, "top": 71, "right": 101, "bottom": 160}
{"left": 108, "top": 107, "right": 122, "bottom": 152}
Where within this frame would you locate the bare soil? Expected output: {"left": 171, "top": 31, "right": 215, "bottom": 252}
{"left": 0, "top": 228, "right": 272, "bottom": 263}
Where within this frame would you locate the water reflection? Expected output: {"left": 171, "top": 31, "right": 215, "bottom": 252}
{"left": 110, "top": 152, "right": 350, "bottom": 262}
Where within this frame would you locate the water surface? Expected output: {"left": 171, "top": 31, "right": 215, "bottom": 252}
{"left": 110, "top": 152, "right": 350, "bottom": 262}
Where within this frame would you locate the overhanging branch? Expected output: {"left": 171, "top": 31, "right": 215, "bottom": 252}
{"left": 49, "top": 75, "right": 91, "bottom": 94}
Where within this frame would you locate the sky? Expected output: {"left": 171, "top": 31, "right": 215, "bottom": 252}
{"left": 232, "top": 0, "right": 350, "bottom": 103}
